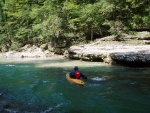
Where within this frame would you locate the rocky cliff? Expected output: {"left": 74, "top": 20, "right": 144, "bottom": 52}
{"left": 67, "top": 32, "right": 150, "bottom": 66}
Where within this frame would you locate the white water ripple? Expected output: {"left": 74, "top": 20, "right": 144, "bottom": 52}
{"left": 91, "top": 77, "right": 106, "bottom": 81}
{"left": 6, "top": 64, "right": 15, "bottom": 67}
{"left": 42, "top": 102, "right": 68, "bottom": 113}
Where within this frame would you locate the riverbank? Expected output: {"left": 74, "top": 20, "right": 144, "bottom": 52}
{"left": 67, "top": 32, "right": 150, "bottom": 66}
{"left": 67, "top": 44, "right": 150, "bottom": 66}
{"left": 0, "top": 32, "right": 150, "bottom": 67}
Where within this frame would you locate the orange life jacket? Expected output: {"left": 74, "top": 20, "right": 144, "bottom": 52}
{"left": 75, "top": 71, "right": 80, "bottom": 79}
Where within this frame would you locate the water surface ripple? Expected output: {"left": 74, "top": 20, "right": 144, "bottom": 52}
{"left": 0, "top": 58, "right": 150, "bottom": 113}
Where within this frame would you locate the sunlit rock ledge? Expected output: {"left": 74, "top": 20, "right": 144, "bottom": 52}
{"left": 0, "top": 45, "right": 58, "bottom": 58}
{"left": 67, "top": 44, "right": 150, "bottom": 66}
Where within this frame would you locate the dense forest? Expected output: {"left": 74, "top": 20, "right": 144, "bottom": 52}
{"left": 0, "top": 0, "right": 150, "bottom": 52}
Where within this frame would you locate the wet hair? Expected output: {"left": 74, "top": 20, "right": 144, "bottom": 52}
{"left": 74, "top": 66, "right": 78, "bottom": 71}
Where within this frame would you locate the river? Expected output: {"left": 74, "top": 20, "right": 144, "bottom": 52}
{"left": 0, "top": 58, "right": 150, "bottom": 113}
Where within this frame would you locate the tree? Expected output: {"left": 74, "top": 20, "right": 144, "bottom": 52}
{"left": 0, "top": 0, "right": 150, "bottom": 52}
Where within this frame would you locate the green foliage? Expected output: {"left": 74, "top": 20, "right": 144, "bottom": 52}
{"left": 0, "top": 0, "right": 149, "bottom": 51}
{"left": 9, "top": 41, "right": 22, "bottom": 51}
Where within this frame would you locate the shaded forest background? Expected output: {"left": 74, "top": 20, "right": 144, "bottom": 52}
{"left": 0, "top": 0, "right": 150, "bottom": 52}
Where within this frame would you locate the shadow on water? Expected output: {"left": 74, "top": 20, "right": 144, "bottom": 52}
{"left": 0, "top": 58, "right": 150, "bottom": 113}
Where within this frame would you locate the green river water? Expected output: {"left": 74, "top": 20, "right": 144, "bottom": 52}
{"left": 0, "top": 58, "right": 150, "bottom": 113}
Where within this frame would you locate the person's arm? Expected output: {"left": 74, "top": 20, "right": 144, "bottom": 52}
{"left": 70, "top": 71, "right": 75, "bottom": 78}
{"left": 80, "top": 72, "right": 87, "bottom": 79}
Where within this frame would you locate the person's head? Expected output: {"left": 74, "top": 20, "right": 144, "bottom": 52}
{"left": 74, "top": 66, "right": 78, "bottom": 71}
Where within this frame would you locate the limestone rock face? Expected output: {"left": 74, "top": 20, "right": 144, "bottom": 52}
{"left": 68, "top": 44, "right": 150, "bottom": 66}
{"left": 0, "top": 45, "right": 54, "bottom": 58}
{"left": 67, "top": 32, "right": 150, "bottom": 66}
